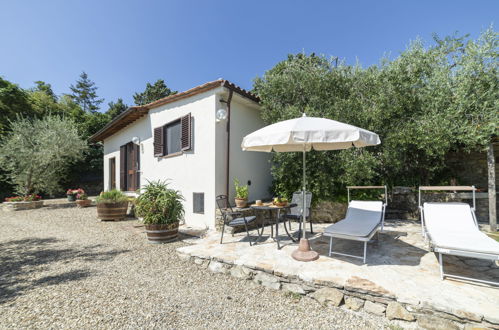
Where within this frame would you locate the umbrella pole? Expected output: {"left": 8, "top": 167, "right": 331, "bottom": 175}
{"left": 291, "top": 144, "right": 319, "bottom": 262}
{"left": 302, "top": 147, "right": 306, "bottom": 240}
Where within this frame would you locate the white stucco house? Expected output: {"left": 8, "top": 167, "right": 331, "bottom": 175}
{"left": 90, "top": 79, "right": 272, "bottom": 229}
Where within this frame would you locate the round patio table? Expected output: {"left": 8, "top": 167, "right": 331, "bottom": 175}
{"left": 250, "top": 203, "right": 297, "bottom": 249}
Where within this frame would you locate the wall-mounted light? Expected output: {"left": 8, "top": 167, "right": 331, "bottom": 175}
{"left": 216, "top": 108, "right": 228, "bottom": 122}
{"left": 132, "top": 136, "right": 140, "bottom": 145}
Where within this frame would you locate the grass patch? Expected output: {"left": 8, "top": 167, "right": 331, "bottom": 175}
{"left": 284, "top": 291, "right": 302, "bottom": 301}
{"left": 487, "top": 232, "right": 499, "bottom": 242}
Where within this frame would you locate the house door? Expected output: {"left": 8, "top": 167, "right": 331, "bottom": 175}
{"left": 120, "top": 142, "right": 140, "bottom": 191}
{"left": 109, "top": 157, "right": 116, "bottom": 190}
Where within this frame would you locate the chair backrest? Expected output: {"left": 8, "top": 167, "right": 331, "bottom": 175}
{"left": 289, "top": 191, "right": 312, "bottom": 217}
{"left": 423, "top": 202, "right": 478, "bottom": 235}
{"left": 345, "top": 200, "right": 384, "bottom": 224}
{"left": 216, "top": 195, "right": 233, "bottom": 215}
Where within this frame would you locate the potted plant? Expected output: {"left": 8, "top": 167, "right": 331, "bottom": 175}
{"left": 66, "top": 189, "right": 78, "bottom": 202}
{"left": 96, "top": 189, "right": 129, "bottom": 221}
{"left": 75, "top": 189, "right": 92, "bottom": 208}
{"left": 273, "top": 196, "right": 288, "bottom": 207}
{"left": 135, "top": 180, "right": 185, "bottom": 243}
{"left": 234, "top": 179, "right": 249, "bottom": 208}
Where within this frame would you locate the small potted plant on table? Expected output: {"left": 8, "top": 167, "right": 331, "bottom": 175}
{"left": 135, "top": 180, "right": 185, "bottom": 243}
{"left": 96, "top": 189, "right": 129, "bottom": 221}
{"left": 75, "top": 189, "right": 91, "bottom": 208}
{"left": 234, "top": 179, "right": 249, "bottom": 208}
{"left": 273, "top": 196, "right": 288, "bottom": 207}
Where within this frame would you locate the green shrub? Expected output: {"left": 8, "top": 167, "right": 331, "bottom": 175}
{"left": 135, "top": 180, "right": 185, "bottom": 225}
{"left": 96, "top": 189, "right": 128, "bottom": 204}
{"left": 234, "top": 179, "right": 249, "bottom": 199}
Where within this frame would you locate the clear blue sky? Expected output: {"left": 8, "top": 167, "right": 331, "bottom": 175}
{"left": 0, "top": 0, "right": 496, "bottom": 109}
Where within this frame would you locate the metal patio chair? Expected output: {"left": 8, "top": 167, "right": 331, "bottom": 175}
{"left": 216, "top": 195, "right": 261, "bottom": 246}
{"left": 284, "top": 191, "right": 313, "bottom": 238}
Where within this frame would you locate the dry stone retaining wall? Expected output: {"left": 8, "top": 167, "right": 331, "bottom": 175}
{"left": 2, "top": 201, "right": 44, "bottom": 211}
{"left": 177, "top": 252, "right": 499, "bottom": 329}
{"left": 215, "top": 187, "right": 494, "bottom": 231}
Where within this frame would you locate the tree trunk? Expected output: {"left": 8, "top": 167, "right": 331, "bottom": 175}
{"left": 487, "top": 143, "right": 497, "bottom": 232}
{"left": 26, "top": 168, "right": 33, "bottom": 195}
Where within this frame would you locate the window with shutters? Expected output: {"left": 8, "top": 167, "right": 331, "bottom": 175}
{"left": 153, "top": 113, "right": 192, "bottom": 157}
{"left": 165, "top": 120, "right": 181, "bottom": 155}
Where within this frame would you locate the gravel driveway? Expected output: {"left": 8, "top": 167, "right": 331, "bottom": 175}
{"left": 0, "top": 207, "right": 391, "bottom": 329}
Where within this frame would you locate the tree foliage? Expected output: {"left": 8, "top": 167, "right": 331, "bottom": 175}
{"left": 133, "top": 79, "right": 176, "bottom": 106}
{"left": 69, "top": 71, "right": 104, "bottom": 113}
{"left": 106, "top": 98, "right": 128, "bottom": 119}
{"left": 253, "top": 28, "right": 498, "bottom": 201}
{"left": 0, "top": 77, "right": 33, "bottom": 135}
{"left": 0, "top": 116, "right": 87, "bottom": 196}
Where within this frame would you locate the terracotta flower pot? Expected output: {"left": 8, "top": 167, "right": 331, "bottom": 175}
{"left": 145, "top": 222, "right": 179, "bottom": 243}
{"left": 76, "top": 199, "right": 92, "bottom": 208}
{"left": 97, "top": 201, "right": 128, "bottom": 221}
{"left": 235, "top": 198, "right": 247, "bottom": 208}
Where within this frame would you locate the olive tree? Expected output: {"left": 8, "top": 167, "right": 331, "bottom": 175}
{"left": 0, "top": 116, "right": 87, "bottom": 196}
{"left": 253, "top": 28, "right": 498, "bottom": 202}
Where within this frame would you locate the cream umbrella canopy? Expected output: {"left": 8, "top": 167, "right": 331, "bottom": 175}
{"left": 241, "top": 114, "right": 381, "bottom": 262}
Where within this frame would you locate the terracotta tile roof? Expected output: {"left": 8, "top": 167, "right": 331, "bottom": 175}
{"left": 89, "top": 79, "right": 259, "bottom": 142}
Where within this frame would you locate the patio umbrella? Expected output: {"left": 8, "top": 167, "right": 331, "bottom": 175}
{"left": 241, "top": 114, "right": 381, "bottom": 262}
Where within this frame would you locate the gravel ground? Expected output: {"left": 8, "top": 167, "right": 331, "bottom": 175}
{"left": 0, "top": 206, "right": 394, "bottom": 329}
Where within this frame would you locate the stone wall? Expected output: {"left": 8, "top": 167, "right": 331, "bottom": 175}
{"left": 178, "top": 252, "right": 499, "bottom": 329}
{"left": 215, "top": 187, "right": 495, "bottom": 231}
{"left": 388, "top": 187, "right": 494, "bottom": 223}
{"left": 446, "top": 144, "right": 499, "bottom": 191}
{"left": 2, "top": 201, "right": 44, "bottom": 211}
{"left": 311, "top": 201, "right": 347, "bottom": 223}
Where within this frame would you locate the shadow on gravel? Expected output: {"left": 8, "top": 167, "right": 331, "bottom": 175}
{"left": 0, "top": 237, "right": 130, "bottom": 304}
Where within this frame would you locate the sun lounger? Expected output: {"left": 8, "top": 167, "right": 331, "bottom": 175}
{"left": 419, "top": 186, "right": 499, "bottom": 286}
{"left": 324, "top": 186, "right": 387, "bottom": 263}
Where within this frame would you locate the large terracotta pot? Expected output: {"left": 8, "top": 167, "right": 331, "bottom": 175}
{"left": 145, "top": 222, "right": 179, "bottom": 243}
{"left": 97, "top": 201, "right": 128, "bottom": 221}
{"left": 235, "top": 198, "right": 247, "bottom": 208}
{"left": 76, "top": 199, "right": 92, "bottom": 208}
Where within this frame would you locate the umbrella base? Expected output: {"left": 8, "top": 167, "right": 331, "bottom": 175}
{"left": 291, "top": 238, "right": 319, "bottom": 262}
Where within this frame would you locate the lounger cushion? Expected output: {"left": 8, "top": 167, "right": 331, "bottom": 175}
{"left": 324, "top": 201, "right": 383, "bottom": 238}
{"left": 423, "top": 202, "right": 499, "bottom": 255}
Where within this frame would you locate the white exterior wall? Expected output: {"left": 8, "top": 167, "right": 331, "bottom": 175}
{"left": 224, "top": 96, "right": 272, "bottom": 202}
{"left": 104, "top": 91, "right": 217, "bottom": 229}
{"left": 102, "top": 87, "right": 272, "bottom": 229}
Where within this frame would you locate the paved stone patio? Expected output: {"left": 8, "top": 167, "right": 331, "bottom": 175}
{"left": 178, "top": 220, "right": 499, "bottom": 328}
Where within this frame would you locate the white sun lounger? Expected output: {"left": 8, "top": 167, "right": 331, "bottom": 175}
{"left": 419, "top": 186, "right": 499, "bottom": 286}
{"left": 324, "top": 186, "right": 387, "bottom": 263}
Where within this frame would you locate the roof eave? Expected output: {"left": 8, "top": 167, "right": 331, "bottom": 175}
{"left": 89, "top": 79, "right": 260, "bottom": 142}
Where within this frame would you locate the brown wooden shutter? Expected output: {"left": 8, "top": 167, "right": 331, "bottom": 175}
{"left": 181, "top": 113, "right": 192, "bottom": 151}
{"left": 153, "top": 126, "right": 164, "bottom": 157}
{"left": 134, "top": 143, "right": 140, "bottom": 190}
{"left": 119, "top": 145, "right": 126, "bottom": 191}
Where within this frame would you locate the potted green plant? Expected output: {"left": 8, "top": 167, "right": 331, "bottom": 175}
{"left": 66, "top": 189, "right": 78, "bottom": 202}
{"left": 273, "top": 196, "right": 288, "bottom": 207}
{"left": 234, "top": 178, "right": 249, "bottom": 208}
{"left": 75, "top": 188, "right": 91, "bottom": 208}
{"left": 135, "top": 180, "right": 184, "bottom": 243}
{"left": 96, "top": 189, "right": 129, "bottom": 221}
